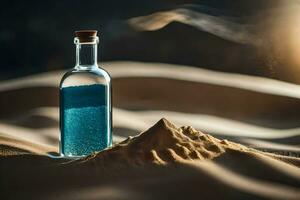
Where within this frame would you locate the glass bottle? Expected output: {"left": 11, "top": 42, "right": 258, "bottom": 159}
{"left": 59, "top": 30, "right": 112, "bottom": 158}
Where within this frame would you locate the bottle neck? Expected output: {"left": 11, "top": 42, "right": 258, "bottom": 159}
{"left": 75, "top": 43, "right": 98, "bottom": 68}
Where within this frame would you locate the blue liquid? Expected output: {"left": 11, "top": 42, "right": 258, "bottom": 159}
{"left": 60, "top": 84, "right": 111, "bottom": 157}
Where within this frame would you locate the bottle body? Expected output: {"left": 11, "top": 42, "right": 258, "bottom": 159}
{"left": 59, "top": 30, "right": 112, "bottom": 157}
{"left": 60, "top": 67, "right": 112, "bottom": 157}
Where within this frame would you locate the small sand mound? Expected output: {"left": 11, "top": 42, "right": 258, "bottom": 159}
{"left": 77, "top": 118, "right": 249, "bottom": 165}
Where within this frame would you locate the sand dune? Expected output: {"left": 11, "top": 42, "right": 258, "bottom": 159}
{"left": 0, "top": 133, "right": 55, "bottom": 155}
{"left": 77, "top": 118, "right": 229, "bottom": 165}
{"left": 0, "top": 61, "right": 300, "bottom": 199}
{"left": 1, "top": 119, "right": 300, "bottom": 199}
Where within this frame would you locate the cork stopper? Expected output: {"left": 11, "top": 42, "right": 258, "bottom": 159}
{"left": 74, "top": 30, "right": 98, "bottom": 43}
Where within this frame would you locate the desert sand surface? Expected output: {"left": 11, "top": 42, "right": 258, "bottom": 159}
{"left": 0, "top": 61, "right": 300, "bottom": 199}
{"left": 1, "top": 119, "right": 300, "bottom": 200}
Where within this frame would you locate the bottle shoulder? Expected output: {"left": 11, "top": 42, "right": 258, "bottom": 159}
{"left": 60, "top": 66, "right": 111, "bottom": 88}
{"left": 94, "top": 66, "right": 111, "bottom": 81}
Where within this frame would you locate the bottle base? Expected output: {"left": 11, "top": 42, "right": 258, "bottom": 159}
{"left": 59, "top": 153, "right": 88, "bottom": 159}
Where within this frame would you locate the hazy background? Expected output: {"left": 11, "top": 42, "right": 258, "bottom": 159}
{"left": 2, "top": 0, "right": 300, "bottom": 83}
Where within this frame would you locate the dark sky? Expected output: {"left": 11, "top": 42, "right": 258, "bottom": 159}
{"left": 0, "top": 0, "right": 287, "bottom": 79}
